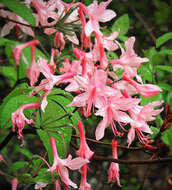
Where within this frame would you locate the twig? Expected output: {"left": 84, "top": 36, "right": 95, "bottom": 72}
{"left": 32, "top": 152, "right": 47, "bottom": 177}
{"left": 0, "top": 16, "right": 54, "bottom": 29}
{"left": 70, "top": 140, "right": 172, "bottom": 165}
{"left": 0, "top": 128, "right": 37, "bottom": 151}
{"left": 93, "top": 155, "right": 172, "bottom": 165}
{"left": 72, "top": 134, "right": 143, "bottom": 150}
{"left": 121, "top": 0, "right": 156, "bottom": 44}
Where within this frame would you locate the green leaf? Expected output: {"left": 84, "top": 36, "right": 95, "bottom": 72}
{"left": 34, "top": 171, "right": 59, "bottom": 183}
{"left": 138, "top": 64, "right": 153, "bottom": 82}
{"left": 158, "top": 82, "right": 172, "bottom": 92}
{"left": 0, "top": 38, "right": 17, "bottom": 46}
{"left": 11, "top": 161, "right": 28, "bottom": 172}
{"left": 118, "top": 35, "right": 129, "bottom": 42}
{"left": 0, "top": 88, "right": 39, "bottom": 128}
{"left": 150, "top": 126, "right": 160, "bottom": 138}
{"left": 155, "top": 65, "right": 172, "bottom": 73}
{"left": 162, "top": 127, "right": 172, "bottom": 154}
{"left": 1, "top": 0, "right": 35, "bottom": 26}
{"left": 111, "top": 14, "right": 129, "bottom": 36}
{"left": 107, "top": 51, "right": 118, "bottom": 60}
{"left": 17, "top": 173, "right": 34, "bottom": 184}
{"left": 0, "top": 66, "right": 17, "bottom": 86}
{"left": 16, "top": 147, "right": 33, "bottom": 159}
{"left": 140, "top": 93, "right": 162, "bottom": 106}
{"left": 158, "top": 49, "right": 172, "bottom": 56}
{"left": 156, "top": 32, "right": 172, "bottom": 48}
{"left": 35, "top": 89, "right": 76, "bottom": 164}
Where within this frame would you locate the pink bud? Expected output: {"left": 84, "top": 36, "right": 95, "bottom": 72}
{"left": 12, "top": 178, "right": 18, "bottom": 190}
{"left": 122, "top": 75, "right": 162, "bottom": 97}
{"left": 13, "top": 40, "right": 39, "bottom": 65}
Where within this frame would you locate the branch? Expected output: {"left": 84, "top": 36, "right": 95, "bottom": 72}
{"left": 93, "top": 155, "right": 172, "bottom": 165}
{"left": 71, "top": 140, "right": 172, "bottom": 165}
{"left": 72, "top": 134, "right": 143, "bottom": 150}
{"left": 0, "top": 16, "right": 54, "bottom": 29}
{"left": 121, "top": 0, "right": 156, "bottom": 44}
{"left": 0, "top": 128, "right": 37, "bottom": 151}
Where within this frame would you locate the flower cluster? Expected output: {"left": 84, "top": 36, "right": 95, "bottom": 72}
{"left": 3, "top": 0, "right": 163, "bottom": 188}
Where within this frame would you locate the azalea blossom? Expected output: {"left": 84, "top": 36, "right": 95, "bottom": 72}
{"left": 48, "top": 137, "right": 88, "bottom": 189}
{"left": 122, "top": 90, "right": 163, "bottom": 146}
{"left": 32, "top": 57, "right": 75, "bottom": 111}
{"left": 26, "top": 46, "right": 40, "bottom": 86}
{"left": 110, "top": 37, "right": 149, "bottom": 79}
{"left": 0, "top": 9, "right": 34, "bottom": 37}
{"left": 107, "top": 139, "right": 121, "bottom": 186}
{"left": 76, "top": 121, "right": 94, "bottom": 190}
{"left": 0, "top": 154, "right": 3, "bottom": 162}
{"left": 11, "top": 102, "right": 40, "bottom": 144}
{"left": 122, "top": 75, "right": 162, "bottom": 97}
{"left": 13, "top": 40, "right": 39, "bottom": 65}
{"left": 79, "top": 0, "right": 116, "bottom": 36}
{"left": 34, "top": 182, "right": 48, "bottom": 190}
{"left": 68, "top": 70, "right": 117, "bottom": 117}
{"left": 76, "top": 121, "right": 94, "bottom": 160}
{"left": 12, "top": 178, "right": 18, "bottom": 190}
{"left": 95, "top": 95, "right": 140, "bottom": 140}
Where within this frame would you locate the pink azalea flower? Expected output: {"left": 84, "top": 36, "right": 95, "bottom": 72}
{"left": 11, "top": 102, "right": 40, "bottom": 144}
{"left": 122, "top": 75, "right": 162, "bottom": 97}
{"left": 95, "top": 95, "right": 140, "bottom": 140}
{"left": 12, "top": 178, "right": 18, "bottom": 190}
{"left": 34, "top": 57, "right": 75, "bottom": 111}
{"left": 122, "top": 90, "right": 163, "bottom": 146}
{"left": 26, "top": 46, "right": 40, "bottom": 87}
{"left": 78, "top": 8, "right": 92, "bottom": 50}
{"left": 34, "top": 182, "right": 47, "bottom": 189}
{"left": 76, "top": 121, "right": 94, "bottom": 190}
{"left": 48, "top": 137, "right": 88, "bottom": 189}
{"left": 72, "top": 48, "right": 96, "bottom": 76}
{"left": 54, "top": 32, "right": 65, "bottom": 51}
{"left": 79, "top": 164, "right": 92, "bottom": 190}
{"left": 32, "top": 0, "right": 57, "bottom": 27}
{"left": 0, "top": 154, "right": 3, "bottom": 162}
{"left": 68, "top": 70, "right": 117, "bottom": 117}
{"left": 0, "top": 9, "right": 34, "bottom": 37}
{"left": 76, "top": 121, "right": 94, "bottom": 160}
{"left": 13, "top": 40, "right": 39, "bottom": 65}
{"left": 49, "top": 48, "right": 56, "bottom": 74}
{"left": 94, "top": 32, "right": 108, "bottom": 69}
{"left": 80, "top": 0, "right": 116, "bottom": 36}
{"left": 110, "top": 37, "right": 149, "bottom": 78}
{"left": 107, "top": 139, "right": 121, "bottom": 186}
{"left": 102, "top": 31, "right": 119, "bottom": 51}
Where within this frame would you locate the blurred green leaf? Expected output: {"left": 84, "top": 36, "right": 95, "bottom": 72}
{"left": 111, "top": 14, "right": 129, "bottom": 36}
{"left": 156, "top": 32, "right": 172, "bottom": 48}
{"left": 140, "top": 93, "right": 162, "bottom": 106}
{"left": 0, "top": 66, "right": 17, "bottom": 86}
{"left": 150, "top": 126, "right": 160, "bottom": 138}
{"left": 34, "top": 171, "right": 59, "bottom": 183}
{"left": 158, "top": 49, "right": 172, "bottom": 56}
{"left": 1, "top": 0, "right": 36, "bottom": 26}
{"left": 16, "top": 147, "right": 33, "bottom": 159}
{"left": 11, "top": 161, "right": 28, "bottom": 172}
{"left": 0, "top": 88, "right": 39, "bottom": 128}
{"left": 158, "top": 82, "right": 172, "bottom": 92}
{"left": 162, "top": 127, "right": 172, "bottom": 154}
{"left": 35, "top": 88, "right": 78, "bottom": 164}
{"left": 138, "top": 64, "right": 153, "bottom": 82}
{"left": 155, "top": 65, "right": 172, "bottom": 73}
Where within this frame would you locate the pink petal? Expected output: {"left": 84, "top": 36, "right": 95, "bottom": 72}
{"left": 67, "top": 157, "right": 88, "bottom": 170}
{"left": 95, "top": 117, "right": 108, "bottom": 140}
{"left": 99, "top": 10, "right": 116, "bottom": 22}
